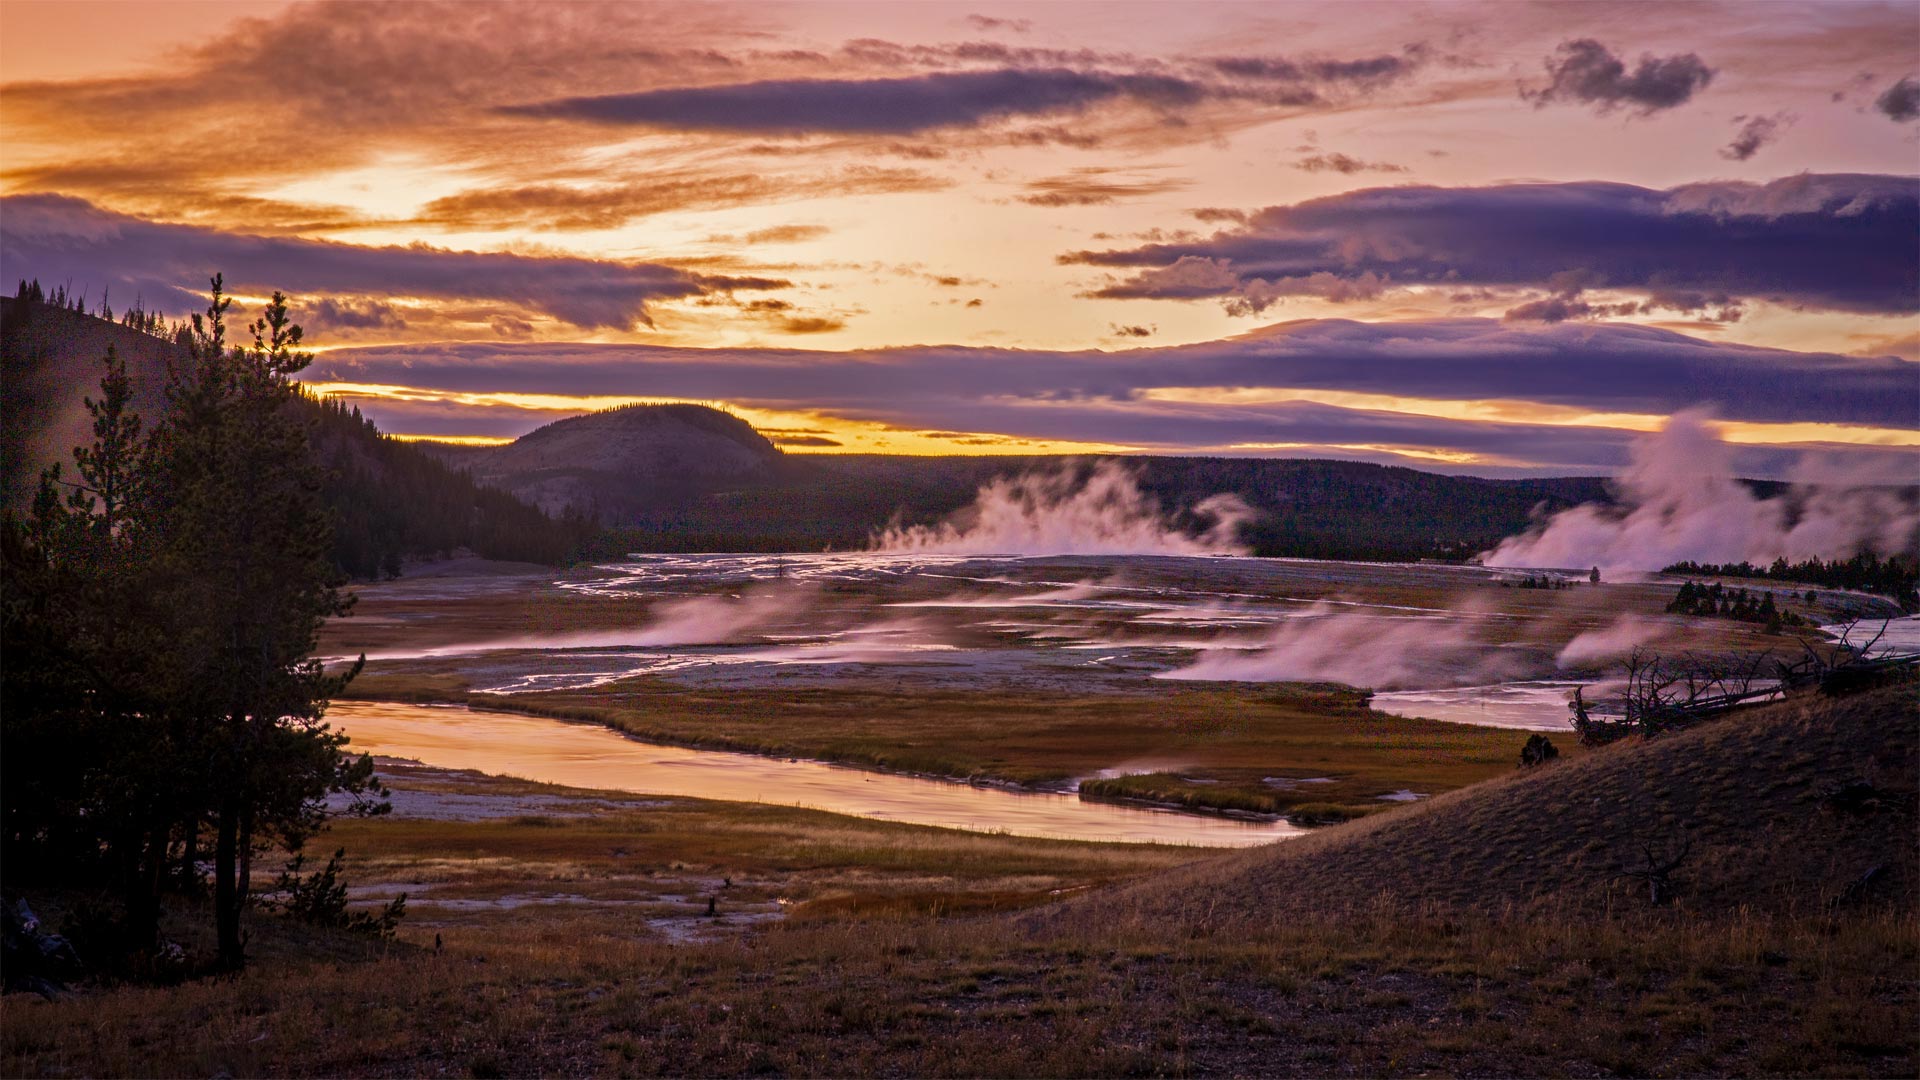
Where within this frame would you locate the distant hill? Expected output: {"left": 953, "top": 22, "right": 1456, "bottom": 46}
{"left": 416, "top": 404, "right": 785, "bottom": 521}
{"left": 1075, "top": 683, "right": 1917, "bottom": 923}
{"left": 409, "top": 404, "right": 1615, "bottom": 559}
{"left": 0, "top": 297, "right": 589, "bottom": 576}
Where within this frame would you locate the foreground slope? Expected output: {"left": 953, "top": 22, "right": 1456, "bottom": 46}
{"left": 1085, "top": 683, "right": 1917, "bottom": 927}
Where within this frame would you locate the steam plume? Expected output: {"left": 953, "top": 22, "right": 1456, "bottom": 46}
{"left": 355, "top": 585, "right": 812, "bottom": 659}
{"left": 1555, "top": 613, "right": 1670, "bottom": 668}
{"left": 872, "top": 461, "right": 1251, "bottom": 556}
{"left": 1483, "top": 410, "right": 1918, "bottom": 573}
{"left": 621, "top": 586, "right": 817, "bottom": 645}
{"left": 1158, "top": 604, "right": 1524, "bottom": 689}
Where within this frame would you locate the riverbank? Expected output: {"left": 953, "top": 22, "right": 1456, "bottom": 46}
{"left": 341, "top": 674, "right": 1551, "bottom": 822}
{"left": 329, "top": 701, "right": 1299, "bottom": 846}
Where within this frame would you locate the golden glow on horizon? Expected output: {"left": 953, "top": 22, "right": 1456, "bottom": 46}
{"left": 1227, "top": 442, "right": 1489, "bottom": 465}
{"left": 307, "top": 377, "right": 1918, "bottom": 460}
{"left": 1142, "top": 387, "right": 1920, "bottom": 448}
{"left": 302, "top": 381, "right": 1140, "bottom": 457}
{"left": 385, "top": 433, "right": 515, "bottom": 447}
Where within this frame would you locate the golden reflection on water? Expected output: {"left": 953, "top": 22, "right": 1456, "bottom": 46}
{"left": 333, "top": 701, "right": 1297, "bottom": 848}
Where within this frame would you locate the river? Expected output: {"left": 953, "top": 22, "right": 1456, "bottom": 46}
{"left": 332, "top": 700, "right": 1300, "bottom": 848}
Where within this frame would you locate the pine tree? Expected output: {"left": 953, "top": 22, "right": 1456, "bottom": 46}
{"left": 141, "top": 277, "right": 380, "bottom": 968}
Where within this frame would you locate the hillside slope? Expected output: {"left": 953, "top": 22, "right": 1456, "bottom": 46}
{"left": 422, "top": 404, "right": 784, "bottom": 520}
{"left": 0, "top": 297, "right": 587, "bottom": 574}
{"left": 0, "top": 298, "right": 177, "bottom": 509}
{"left": 1078, "top": 683, "right": 1917, "bottom": 926}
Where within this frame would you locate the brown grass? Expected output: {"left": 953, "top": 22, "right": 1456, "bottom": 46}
{"left": 7, "top": 683, "right": 1911, "bottom": 1077}
{"left": 1079, "top": 682, "right": 1919, "bottom": 927}
{"left": 5, "top": 900, "right": 1911, "bottom": 1077}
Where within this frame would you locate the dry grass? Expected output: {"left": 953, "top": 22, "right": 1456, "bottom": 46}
{"left": 1081, "top": 682, "right": 1919, "bottom": 926}
{"left": 5, "top": 901, "right": 1912, "bottom": 1077}
{"left": 5, "top": 687, "right": 1915, "bottom": 1077}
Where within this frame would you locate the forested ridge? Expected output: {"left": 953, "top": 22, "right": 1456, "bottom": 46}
{"left": 578, "top": 452, "right": 1614, "bottom": 562}
{"left": 2, "top": 289, "right": 592, "bottom": 576}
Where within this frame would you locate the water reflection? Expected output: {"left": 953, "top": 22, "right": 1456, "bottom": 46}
{"left": 333, "top": 701, "right": 1299, "bottom": 848}
{"left": 1370, "top": 681, "right": 1586, "bottom": 731}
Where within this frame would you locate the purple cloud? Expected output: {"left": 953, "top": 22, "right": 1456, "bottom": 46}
{"left": 1523, "top": 39, "right": 1715, "bottom": 115}
{"left": 1877, "top": 76, "right": 1920, "bottom": 122}
{"left": 310, "top": 318, "right": 1917, "bottom": 453}
{"left": 502, "top": 68, "right": 1210, "bottom": 135}
{"left": 1064, "top": 174, "right": 1920, "bottom": 315}
{"left": 1720, "top": 112, "right": 1793, "bottom": 161}
{"left": 0, "top": 195, "right": 783, "bottom": 330}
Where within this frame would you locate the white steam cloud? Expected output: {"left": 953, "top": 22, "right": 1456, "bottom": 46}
{"left": 619, "top": 586, "right": 817, "bottom": 645}
{"left": 1555, "top": 613, "right": 1670, "bottom": 669}
{"left": 872, "top": 461, "right": 1252, "bottom": 556}
{"left": 1158, "top": 603, "right": 1525, "bottom": 690}
{"left": 1484, "top": 410, "right": 1919, "bottom": 573}
{"left": 353, "top": 585, "right": 814, "bottom": 659}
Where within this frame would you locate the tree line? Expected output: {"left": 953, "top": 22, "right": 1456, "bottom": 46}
{"left": 16, "top": 276, "right": 178, "bottom": 340}
{"left": 1664, "top": 580, "right": 1811, "bottom": 633}
{"left": 306, "top": 395, "right": 598, "bottom": 577}
{"left": 1663, "top": 554, "right": 1919, "bottom": 613}
{"left": 3, "top": 278, "right": 387, "bottom": 972}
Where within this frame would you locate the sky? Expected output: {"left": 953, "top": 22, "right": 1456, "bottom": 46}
{"left": 1, "top": 0, "right": 1915, "bottom": 475}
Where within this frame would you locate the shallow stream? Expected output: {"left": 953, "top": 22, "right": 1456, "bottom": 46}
{"left": 333, "top": 700, "right": 1300, "bottom": 848}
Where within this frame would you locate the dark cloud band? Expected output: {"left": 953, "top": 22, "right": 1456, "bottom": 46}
{"left": 501, "top": 68, "right": 1209, "bottom": 135}
{"left": 309, "top": 317, "right": 1917, "bottom": 437}
{"left": 0, "top": 195, "right": 782, "bottom": 329}
{"left": 1065, "top": 173, "right": 1920, "bottom": 315}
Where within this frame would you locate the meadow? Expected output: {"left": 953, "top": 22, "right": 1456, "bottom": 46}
{"left": 6, "top": 685, "right": 1914, "bottom": 1078}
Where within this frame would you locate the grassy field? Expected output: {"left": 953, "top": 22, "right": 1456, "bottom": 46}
{"left": 7, "top": 898, "right": 1913, "bottom": 1077}
{"left": 5, "top": 685, "right": 1914, "bottom": 1077}
{"left": 319, "top": 761, "right": 1201, "bottom": 927}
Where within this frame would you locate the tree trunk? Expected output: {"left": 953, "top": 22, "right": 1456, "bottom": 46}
{"left": 122, "top": 823, "right": 167, "bottom": 952}
{"left": 178, "top": 814, "right": 200, "bottom": 894}
{"left": 237, "top": 807, "right": 254, "bottom": 914}
{"left": 213, "top": 798, "right": 243, "bottom": 970}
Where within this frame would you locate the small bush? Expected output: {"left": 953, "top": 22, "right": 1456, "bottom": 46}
{"left": 269, "top": 848, "right": 405, "bottom": 938}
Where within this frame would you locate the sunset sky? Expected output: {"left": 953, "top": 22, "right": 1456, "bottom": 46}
{"left": 2, "top": 0, "right": 1915, "bottom": 474}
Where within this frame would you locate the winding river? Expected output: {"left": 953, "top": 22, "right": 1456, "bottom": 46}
{"left": 333, "top": 701, "right": 1300, "bottom": 848}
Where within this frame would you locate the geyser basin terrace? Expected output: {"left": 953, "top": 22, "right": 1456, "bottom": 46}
{"left": 322, "top": 552, "right": 1887, "bottom": 824}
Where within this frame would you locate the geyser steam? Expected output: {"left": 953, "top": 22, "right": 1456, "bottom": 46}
{"left": 1158, "top": 603, "right": 1524, "bottom": 690}
{"left": 1483, "top": 410, "right": 1918, "bottom": 573}
{"left": 872, "top": 461, "right": 1251, "bottom": 556}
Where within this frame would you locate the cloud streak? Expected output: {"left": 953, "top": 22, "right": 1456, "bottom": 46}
{"left": 0, "top": 195, "right": 782, "bottom": 330}
{"left": 304, "top": 317, "right": 1917, "bottom": 476}
{"left": 1065, "top": 173, "right": 1920, "bottom": 315}
{"left": 503, "top": 68, "right": 1214, "bottom": 135}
